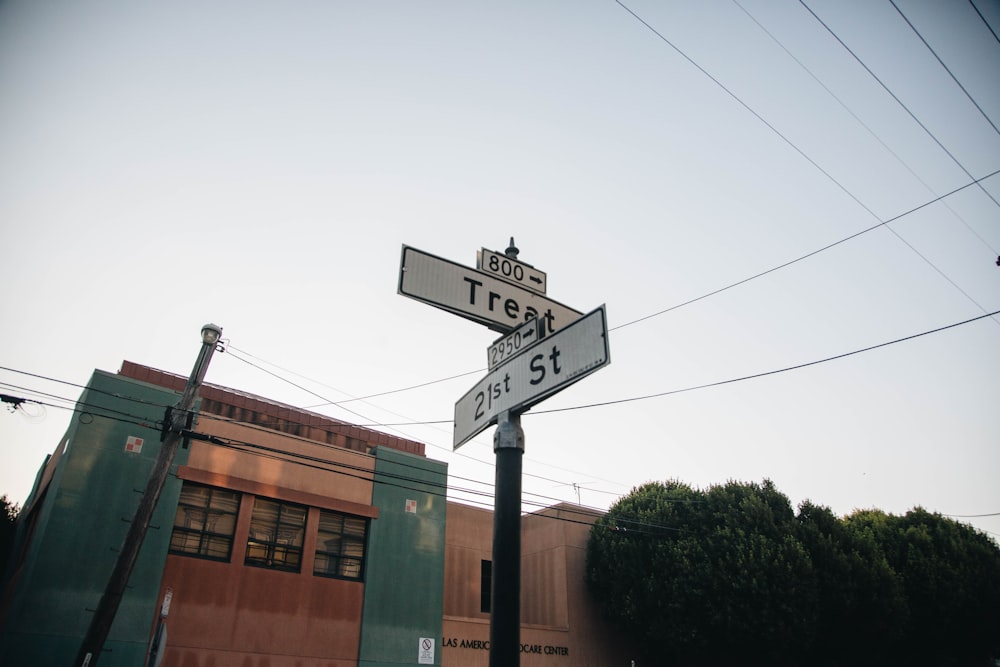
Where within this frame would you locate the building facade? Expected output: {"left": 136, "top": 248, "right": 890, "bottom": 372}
{"left": 0, "top": 361, "right": 630, "bottom": 666}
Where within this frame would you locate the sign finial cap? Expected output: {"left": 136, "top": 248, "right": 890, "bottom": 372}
{"left": 505, "top": 237, "right": 519, "bottom": 259}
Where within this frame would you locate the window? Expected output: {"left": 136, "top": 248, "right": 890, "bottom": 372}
{"left": 481, "top": 559, "right": 492, "bottom": 613}
{"left": 314, "top": 509, "right": 368, "bottom": 580}
{"left": 245, "top": 497, "right": 307, "bottom": 572}
{"left": 169, "top": 482, "right": 241, "bottom": 561}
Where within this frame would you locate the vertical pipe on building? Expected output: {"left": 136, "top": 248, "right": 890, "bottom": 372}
{"left": 490, "top": 411, "right": 523, "bottom": 667}
{"left": 75, "top": 324, "right": 222, "bottom": 667}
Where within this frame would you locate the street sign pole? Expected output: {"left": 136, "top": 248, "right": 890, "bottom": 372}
{"left": 490, "top": 410, "right": 523, "bottom": 667}
{"left": 397, "top": 240, "right": 610, "bottom": 667}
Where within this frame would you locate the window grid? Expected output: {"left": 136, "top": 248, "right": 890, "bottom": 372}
{"left": 169, "top": 483, "right": 241, "bottom": 561}
{"left": 314, "top": 509, "right": 368, "bottom": 581}
{"left": 245, "top": 497, "right": 307, "bottom": 572}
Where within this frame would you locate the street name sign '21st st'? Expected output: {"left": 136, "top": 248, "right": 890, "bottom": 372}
{"left": 454, "top": 305, "right": 610, "bottom": 449}
{"left": 398, "top": 245, "right": 581, "bottom": 334}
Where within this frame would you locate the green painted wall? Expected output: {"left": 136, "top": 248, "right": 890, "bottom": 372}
{"left": 359, "top": 447, "right": 448, "bottom": 667}
{"left": 0, "top": 370, "right": 191, "bottom": 666}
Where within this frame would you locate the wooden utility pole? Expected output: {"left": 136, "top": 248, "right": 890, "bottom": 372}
{"left": 75, "top": 324, "right": 222, "bottom": 667}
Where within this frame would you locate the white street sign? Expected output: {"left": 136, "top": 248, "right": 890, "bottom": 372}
{"left": 487, "top": 317, "right": 543, "bottom": 370}
{"left": 454, "top": 305, "right": 610, "bottom": 449}
{"left": 399, "top": 245, "right": 581, "bottom": 334}
{"left": 478, "top": 247, "right": 547, "bottom": 295}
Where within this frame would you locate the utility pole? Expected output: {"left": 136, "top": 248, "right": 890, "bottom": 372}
{"left": 75, "top": 323, "right": 223, "bottom": 667}
{"left": 489, "top": 238, "right": 526, "bottom": 667}
{"left": 490, "top": 411, "right": 524, "bottom": 667}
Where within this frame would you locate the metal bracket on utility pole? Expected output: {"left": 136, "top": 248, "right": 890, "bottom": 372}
{"left": 494, "top": 411, "right": 524, "bottom": 451}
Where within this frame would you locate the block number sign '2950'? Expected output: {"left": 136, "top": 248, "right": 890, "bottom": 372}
{"left": 487, "top": 318, "right": 542, "bottom": 370}
{"left": 454, "top": 305, "right": 610, "bottom": 449}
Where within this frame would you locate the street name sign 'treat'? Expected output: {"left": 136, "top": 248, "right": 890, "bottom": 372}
{"left": 478, "top": 247, "right": 548, "bottom": 295}
{"left": 453, "top": 305, "right": 610, "bottom": 449}
{"left": 398, "top": 245, "right": 580, "bottom": 334}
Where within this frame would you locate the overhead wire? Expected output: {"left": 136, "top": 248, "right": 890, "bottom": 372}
{"left": 3, "top": 6, "right": 998, "bottom": 535}
{"left": 217, "top": 350, "right": 631, "bottom": 503}
{"left": 969, "top": 0, "right": 1000, "bottom": 44}
{"left": 0, "top": 367, "right": 621, "bottom": 518}
{"left": 798, "top": 0, "right": 1000, "bottom": 211}
{"left": 533, "top": 308, "right": 1000, "bottom": 415}
{"left": 7, "top": 4, "right": 1000, "bottom": 527}
{"left": 609, "top": 168, "right": 1000, "bottom": 332}
{"left": 731, "top": 0, "right": 998, "bottom": 257}
{"left": 889, "top": 0, "right": 1000, "bottom": 137}
{"left": 616, "top": 0, "right": 1000, "bottom": 329}
{"left": 4, "top": 305, "right": 997, "bottom": 527}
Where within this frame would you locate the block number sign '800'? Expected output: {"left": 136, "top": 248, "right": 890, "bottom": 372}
{"left": 479, "top": 248, "right": 547, "bottom": 295}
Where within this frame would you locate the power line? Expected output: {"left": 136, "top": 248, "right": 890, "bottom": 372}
{"left": 731, "top": 0, "right": 998, "bottom": 257}
{"left": 0, "top": 375, "right": 620, "bottom": 518}
{"left": 614, "top": 0, "right": 883, "bottom": 222}
{"left": 616, "top": 0, "right": 999, "bottom": 330}
{"left": 799, "top": 0, "right": 1000, "bottom": 211}
{"left": 890, "top": 0, "right": 999, "bottom": 137}
{"left": 226, "top": 344, "right": 480, "bottom": 408}
{"left": 533, "top": 308, "right": 1000, "bottom": 415}
{"left": 610, "top": 168, "right": 1000, "bottom": 332}
{"left": 219, "top": 347, "right": 633, "bottom": 500}
{"left": 969, "top": 0, "right": 1000, "bottom": 44}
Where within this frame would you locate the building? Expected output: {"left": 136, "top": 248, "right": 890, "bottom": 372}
{"left": 0, "top": 361, "right": 631, "bottom": 666}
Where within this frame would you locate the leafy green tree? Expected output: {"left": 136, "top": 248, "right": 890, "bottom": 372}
{"left": 0, "top": 494, "right": 19, "bottom": 577}
{"left": 795, "top": 501, "right": 907, "bottom": 666}
{"left": 586, "top": 480, "right": 817, "bottom": 666}
{"left": 847, "top": 508, "right": 1000, "bottom": 667}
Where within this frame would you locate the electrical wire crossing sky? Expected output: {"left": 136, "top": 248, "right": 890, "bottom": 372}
{"left": 0, "top": 0, "right": 998, "bottom": 539}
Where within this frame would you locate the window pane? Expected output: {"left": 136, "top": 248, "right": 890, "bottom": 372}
{"left": 245, "top": 496, "right": 307, "bottom": 573}
{"left": 169, "top": 482, "right": 241, "bottom": 562}
{"left": 314, "top": 509, "right": 367, "bottom": 580}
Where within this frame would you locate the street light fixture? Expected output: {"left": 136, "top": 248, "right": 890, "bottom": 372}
{"left": 201, "top": 323, "right": 222, "bottom": 346}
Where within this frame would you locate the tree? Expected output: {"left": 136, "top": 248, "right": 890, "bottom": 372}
{"left": 0, "top": 494, "right": 19, "bottom": 577}
{"left": 587, "top": 480, "right": 1000, "bottom": 666}
{"left": 586, "top": 480, "right": 817, "bottom": 666}
{"left": 847, "top": 508, "right": 1000, "bottom": 667}
{"left": 795, "top": 501, "right": 907, "bottom": 666}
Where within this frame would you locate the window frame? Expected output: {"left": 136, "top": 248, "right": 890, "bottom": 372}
{"left": 313, "top": 508, "right": 369, "bottom": 581}
{"left": 244, "top": 496, "right": 308, "bottom": 573}
{"left": 168, "top": 482, "right": 242, "bottom": 562}
{"left": 481, "top": 559, "right": 492, "bottom": 613}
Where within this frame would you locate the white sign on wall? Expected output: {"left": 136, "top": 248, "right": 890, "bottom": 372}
{"left": 418, "top": 637, "right": 435, "bottom": 664}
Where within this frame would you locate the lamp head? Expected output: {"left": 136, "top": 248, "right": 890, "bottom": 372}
{"left": 201, "top": 323, "right": 223, "bottom": 346}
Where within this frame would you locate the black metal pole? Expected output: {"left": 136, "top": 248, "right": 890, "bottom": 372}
{"left": 75, "top": 324, "right": 221, "bottom": 667}
{"left": 490, "top": 411, "right": 523, "bottom": 667}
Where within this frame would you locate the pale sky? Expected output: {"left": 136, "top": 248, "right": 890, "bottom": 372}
{"left": 1, "top": 0, "right": 998, "bottom": 540}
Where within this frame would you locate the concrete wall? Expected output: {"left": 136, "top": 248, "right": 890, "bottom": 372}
{"left": 440, "top": 502, "right": 633, "bottom": 667}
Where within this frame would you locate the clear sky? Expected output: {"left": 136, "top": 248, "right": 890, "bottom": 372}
{"left": 1, "top": 0, "right": 998, "bottom": 540}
